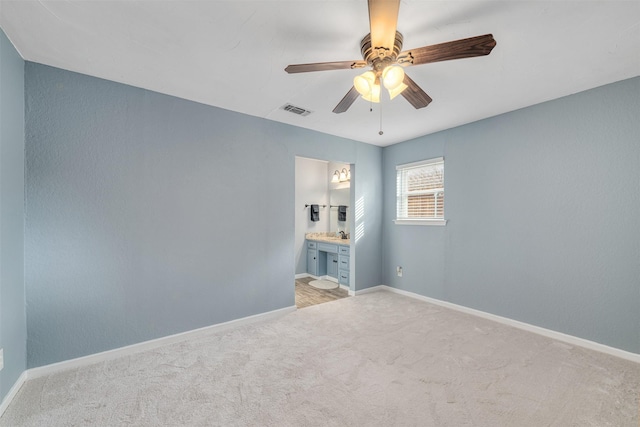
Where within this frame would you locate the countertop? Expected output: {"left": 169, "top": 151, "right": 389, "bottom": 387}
{"left": 305, "top": 232, "right": 350, "bottom": 246}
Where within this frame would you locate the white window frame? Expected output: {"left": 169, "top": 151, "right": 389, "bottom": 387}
{"left": 394, "top": 157, "right": 447, "bottom": 226}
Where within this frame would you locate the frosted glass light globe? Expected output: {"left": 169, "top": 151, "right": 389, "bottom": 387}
{"left": 382, "top": 65, "right": 405, "bottom": 90}
{"left": 354, "top": 71, "right": 376, "bottom": 96}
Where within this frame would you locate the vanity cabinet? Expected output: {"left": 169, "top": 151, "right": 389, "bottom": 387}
{"left": 306, "top": 239, "right": 350, "bottom": 286}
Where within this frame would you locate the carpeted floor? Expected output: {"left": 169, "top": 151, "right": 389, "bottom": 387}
{"left": 2, "top": 291, "right": 638, "bottom": 426}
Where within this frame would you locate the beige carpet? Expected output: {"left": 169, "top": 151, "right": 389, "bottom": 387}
{"left": 1, "top": 291, "right": 638, "bottom": 426}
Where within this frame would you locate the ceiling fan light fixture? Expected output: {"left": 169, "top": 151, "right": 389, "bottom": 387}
{"left": 388, "top": 82, "right": 408, "bottom": 100}
{"left": 381, "top": 65, "right": 405, "bottom": 91}
{"left": 354, "top": 71, "right": 376, "bottom": 96}
{"left": 354, "top": 66, "right": 406, "bottom": 103}
{"left": 361, "top": 83, "right": 381, "bottom": 103}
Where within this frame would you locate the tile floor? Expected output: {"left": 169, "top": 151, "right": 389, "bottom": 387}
{"left": 294, "top": 276, "right": 349, "bottom": 308}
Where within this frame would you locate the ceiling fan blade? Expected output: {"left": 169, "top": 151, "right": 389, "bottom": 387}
{"left": 333, "top": 86, "right": 360, "bottom": 114}
{"left": 285, "top": 60, "right": 367, "bottom": 74}
{"left": 398, "top": 34, "right": 496, "bottom": 66}
{"left": 401, "top": 74, "right": 432, "bottom": 109}
{"left": 368, "top": 0, "right": 400, "bottom": 51}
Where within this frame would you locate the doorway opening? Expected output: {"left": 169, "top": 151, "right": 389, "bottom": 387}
{"left": 294, "top": 156, "right": 353, "bottom": 309}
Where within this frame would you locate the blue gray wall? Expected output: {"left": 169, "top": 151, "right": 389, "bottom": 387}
{"left": 11, "top": 49, "right": 639, "bottom": 375}
{"left": 351, "top": 145, "right": 383, "bottom": 290}
{"left": 24, "top": 63, "right": 383, "bottom": 368}
{"left": 0, "top": 29, "right": 26, "bottom": 402}
{"left": 382, "top": 77, "right": 640, "bottom": 353}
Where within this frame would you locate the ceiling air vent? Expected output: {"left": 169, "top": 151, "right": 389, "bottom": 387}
{"left": 282, "top": 104, "right": 312, "bottom": 117}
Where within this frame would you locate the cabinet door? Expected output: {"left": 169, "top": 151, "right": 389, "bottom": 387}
{"left": 327, "top": 253, "right": 338, "bottom": 278}
{"left": 307, "top": 249, "right": 318, "bottom": 276}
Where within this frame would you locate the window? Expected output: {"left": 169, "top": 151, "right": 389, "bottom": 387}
{"left": 395, "top": 157, "right": 446, "bottom": 226}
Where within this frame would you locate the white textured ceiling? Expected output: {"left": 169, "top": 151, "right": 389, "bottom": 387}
{"left": 1, "top": 1, "right": 639, "bottom": 146}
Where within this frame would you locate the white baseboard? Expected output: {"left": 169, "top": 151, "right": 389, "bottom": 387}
{"left": 294, "top": 273, "right": 310, "bottom": 279}
{"left": 27, "top": 305, "right": 296, "bottom": 380}
{"left": 0, "top": 370, "right": 27, "bottom": 418}
{"left": 367, "top": 285, "right": 640, "bottom": 364}
{"left": 354, "top": 285, "right": 386, "bottom": 295}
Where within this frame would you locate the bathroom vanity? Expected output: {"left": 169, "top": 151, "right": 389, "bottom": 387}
{"left": 306, "top": 234, "right": 350, "bottom": 286}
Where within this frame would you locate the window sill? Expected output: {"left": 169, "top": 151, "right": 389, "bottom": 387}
{"left": 393, "top": 219, "right": 447, "bottom": 226}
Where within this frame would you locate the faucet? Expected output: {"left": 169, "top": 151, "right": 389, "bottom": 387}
{"left": 339, "top": 230, "right": 347, "bottom": 239}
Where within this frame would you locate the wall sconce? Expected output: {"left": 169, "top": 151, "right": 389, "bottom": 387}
{"left": 331, "top": 168, "right": 351, "bottom": 183}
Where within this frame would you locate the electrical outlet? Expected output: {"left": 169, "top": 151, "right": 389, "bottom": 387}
{"left": 0, "top": 348, "right": 4, "bottom": 371}
{"left": 396, "top": 266, "right": 403, "bottom": 277}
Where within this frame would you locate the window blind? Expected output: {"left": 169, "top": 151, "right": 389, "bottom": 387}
{"left": 396, "top": 157, "right": 444, "bottom": 220}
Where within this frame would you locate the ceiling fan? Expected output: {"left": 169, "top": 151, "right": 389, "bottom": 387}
{"left": 285, "top": 0, "right": 496, "bottom": 114}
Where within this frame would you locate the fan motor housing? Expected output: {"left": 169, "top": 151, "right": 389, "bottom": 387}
{"left": 360, "top": 31, "right": 404, "bottom": 72}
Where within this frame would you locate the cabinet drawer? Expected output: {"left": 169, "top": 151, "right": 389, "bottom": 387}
{"left": 338, "top": 246, "right": 350, "bottom": 255}
{"left": 339, "top": 255, "right": 350, "bottom": 270}
{"left": 339, "top": 270, "right": 349, "bottom": 285}
{"left": 307, "top": 241, "right": 317, "bottom": 249}
{"left": 317, "top": 242, "right": 338, "bottom": 253}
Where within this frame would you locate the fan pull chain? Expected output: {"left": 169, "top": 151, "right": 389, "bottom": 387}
{"left": 379, "top": 97, "right": 384, "bottom": 135}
